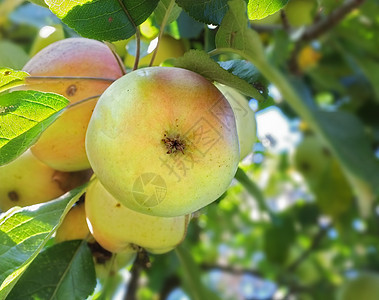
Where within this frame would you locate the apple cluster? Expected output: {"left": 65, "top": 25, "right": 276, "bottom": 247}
{"left": 1, "top": 37, "right": 257, "bottom": 271}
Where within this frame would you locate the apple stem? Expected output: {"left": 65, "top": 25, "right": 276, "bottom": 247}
{"left": 133, "top": 28, "right": 142, "bottom": 71}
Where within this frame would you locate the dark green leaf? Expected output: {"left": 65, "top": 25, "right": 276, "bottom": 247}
{"left": 46, "top": 0, "right": 159, "bottom": 41}
{"left": 0, "top": 68, "right": 29, "bottom": 93}
{"left": 174, "top": 50, "right": 265, "bottom": 100}
{"left": 9, "top": 240, "right": 96, "bottom": 300}
{"left": 175, "top": 245, "right": 223, "bottom": 300}
{"left": 247, "top": 0, "right": 288, "bottom": 20}
{"left": 0, "top": 90, "right": 69, "bottom": 166}
{"left": 218, "top": 59, "right": 268, "bottom": 98}
{"left": 175, "top": 0, "right": 228, "bottom": 25}
{"left": 0, "top": 184, "right": 88, "bottom": 299}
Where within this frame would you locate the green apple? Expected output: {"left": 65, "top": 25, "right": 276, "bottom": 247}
{"left": 85, "top": 179, "right": 190, "bottom": 254}
{"left": 29, "top": 24, "right": 65, "bottom": 57}
{"left": 337, "top": 272, "right": 379, "bottom": 300}
{"left": 285, "top": 0, "right": 317, "bottom": 27}
{"left": 0, "top": 150, "right": 90, "bottom": 212}
{"left": 124, "top": 35, "right": 185, "bottom": 68}
{"left": 19, "top": 38, "right": 124, "bottom": 171}
{"left": 215, "top": 84, "right": 256, "bottom": 159}
{"left": 86, "top": 67, "right": 240, "bottom": 217}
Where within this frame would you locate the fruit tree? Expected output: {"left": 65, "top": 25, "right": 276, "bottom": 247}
{"left": 0, "top": 0, "right": 379, "bottom": 299}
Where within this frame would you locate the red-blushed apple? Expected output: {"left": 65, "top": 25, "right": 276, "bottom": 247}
{"left": 85, "top": 67, "right": 240, "bottom": 217}
{"left": 19, "top": 38, "right": 124, "bottom": 171}
{"left": 85, "top": 179, "right": 190, "bottom": 254}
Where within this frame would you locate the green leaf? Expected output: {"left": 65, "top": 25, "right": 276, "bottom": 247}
{"left": 247, "top": 0, "right": 288, "bottom": 20}
{"left": 8, "top": 240, "right": 96, "bottom": 300}
{"left": 175, "top": 245, "right": 223, "bottom": 300}
{"left": 46, "top": 0, "right": 159, "bottom": 41}
{"left": 0, "top": 41, "right": 29, "bottom": 70}
{"left": 353, "top": 56, "right": 379, "bottom": 102}
{"left": 175, "top": 0, "right": 229, "bottom": 25}
{"left": 0, "top": 68, "right": 29, "bottom": 93}
{"left": 215, "top": 0, "right": 265, "bottom": 61}
{"left": 154, "top": 0, "right": 182, "bottom": 25}
{"left": 0, "top": 90, "right": 69, "bottom": 166}
{"left": 0, "top": 184, "right": 88, "bottom": 299}
{"left": 218, "top": 59, "right": 268, "bottom": 98}
{"left": 174, "top": 50, "right": 265, "bottom": 100}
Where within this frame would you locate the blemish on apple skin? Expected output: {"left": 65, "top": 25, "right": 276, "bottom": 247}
{"left": 116, "top": 203, "right": 121, "bottom": 208}
{"left": 8, "top": 191, "right": 19, "bottom": 202}
{"left": 66, "top": 84, "right": 77, "bottom": 97}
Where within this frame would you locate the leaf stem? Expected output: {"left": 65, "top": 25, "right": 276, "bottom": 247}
{"left": 149, "top": 0, "right": 176, "bottom": 67}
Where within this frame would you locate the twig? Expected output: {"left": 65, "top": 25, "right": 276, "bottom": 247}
{"left": 124, "top": 249, "right": 150, "bottom": 300}
{"left": 299, "top": 0, "right": 366, "bottom": 42}
{"left": 280, "top": 10, "right": 291, "bottom": 33}
{"left": 67, "top": 94, "right": 101, "bottom": 109}
{"left": 201, "top": 263, "right": 263, "bottom": 278}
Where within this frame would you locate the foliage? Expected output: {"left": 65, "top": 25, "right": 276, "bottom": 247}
{"left": 0, "top": 0, "right": 379, "bottom": 299}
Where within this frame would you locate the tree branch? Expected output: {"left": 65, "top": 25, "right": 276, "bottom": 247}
{"left": 300, "top": 0, "right": 366, "bottom": 42}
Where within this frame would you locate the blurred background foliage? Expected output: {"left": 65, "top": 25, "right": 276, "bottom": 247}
{"left": 1, "top": 0, "right": 379, "bottom": 299}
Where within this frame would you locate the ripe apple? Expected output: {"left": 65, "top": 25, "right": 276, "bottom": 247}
{"left": 0, "top": 150, "right": 91, "bottom": 212}
{"left": 19, "top": 38, "right": 124, "bottom": 171}
{"left": 55, "top": 201, "right": 90, "bottom": 243}
{"left": 124, "top": 35, "right": 186, "bottom": 68}
{"left": 85, "top": 179, "right": 190, "bottom": 254}
{"left": 337, "top": 272, "right": 379, "bottom": 300}
{"left": 86, "top": 67, "right": 240, "bottom": 217}
{"left": 215, "top": 84, "right": 256, "bottom": 159}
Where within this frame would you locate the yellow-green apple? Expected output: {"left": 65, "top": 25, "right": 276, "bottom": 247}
{"left": 285, "top": 0, "right": 317, "bottom": 27}
{"left": 0, "top": 150, "right": 91, "bottom": 212}
{"left": 85, "top": 179, "right": 190, "bottom": 254}
{"left": 19, "top": 38, "right": 124, "bottom": 171}
{"left": 29, "top": 24, "right": 65, "bottom": 57}
{"left": 215, "top": 84, "right": 256, "bottom": 159}
{"left": 337, "top": 272, "right": 379, "bottom": 300}
{"left": 55, "top": 201, "right": 90, "bottom": 243}
{"left": 85, "top": 67, "right": 240, "bottom": 217}
{"left": 124, "top": 35, "right": 186, "bottom": 68}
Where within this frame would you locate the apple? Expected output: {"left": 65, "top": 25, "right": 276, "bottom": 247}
{"left": 19, "top": 38, "right": 124, "bottom": 171}
{"left": 29, "top": 24, "right": 65, "bottom": 57}
{"left": 55, "top": 201, "right": 90, "bottom": 243}
{"left": 285, "top": 0, "right": 317, "bottom": 27}
{"left": 293, "top": 134, "right": 352, "bottom": 217}
{"left": 85, "top": 67, "right": 240, "bottom": 217}
{"left": 85, "top": 179, "right": 190, "bottom": 254}
{"left": 124, "top": 35, "right": 186, "bottom": 68}
{"left": 297, "top": 45, "right": 321, "bottom": 71}
{"left": 0, "top": 150, "right": 91, "bottom": 212}
{"left": 337, "top": 272, "right": 379, "bottom": 300}
{"left": 215, "top": 84, "right": 256, "bottom": 160}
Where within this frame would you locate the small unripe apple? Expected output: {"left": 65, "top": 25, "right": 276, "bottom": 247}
{"left": 85, "top": 179, "right": 190, "bottom": 254}
{"left": 55, "top": 201, "right": 90, "bottom": 243}
{"left": 0, "top": 150, "right": 90, "bottom": 212}
{"left": 86, "top": 67, "right": 239, "bottom": 217}
{"left": 337, "top": 272, "right": 379, "bottom": 300}
{"left": 19, "top": 38, "right": 124, "bottom": 171}
{"left": 29, "top": 24, "right": 65, "bottom": 57}
{"left": 124, "top": 35, "right": 185, "bottom": 68}
{"left": 215, "top": 84, "right": 256, "bottom": 159}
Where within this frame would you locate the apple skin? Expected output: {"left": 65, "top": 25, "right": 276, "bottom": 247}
{"left": 215, "top": 84, "right": 256, "bottom": 160}
{"left": 337, "top": 272, "right": 379, "bottom": 300}
{"left": 0, "top": 150, "right": 91, "bottom": 212}
{"left": 85, "top": 179, "right": 190, "bottom": 254}
{"left": 19, "top": 38, "right": 124, "bottom": 171}
{"left": 55, "top": 201, "right": 90, "bottom": 243}
{"left": 86, "top": 67, "right": 240, "bottom": 217}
